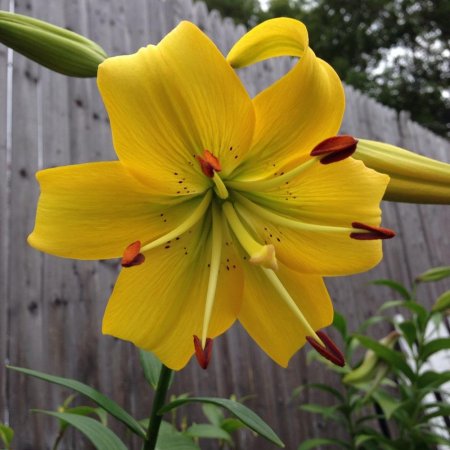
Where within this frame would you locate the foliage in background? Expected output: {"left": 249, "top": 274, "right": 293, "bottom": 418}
{"left": 295, "top": 266, "right": 450, "bottom": 450}
{"left": 201, "top": 0, "right": 450, "bottom": 137}
{"left": 6, "top": 351, "right": 283, "bottom": 449}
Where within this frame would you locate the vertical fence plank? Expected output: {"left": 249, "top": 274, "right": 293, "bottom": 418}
{"left": 6, "top": 0, "right": 50, "bottom": 446}
{"left": 0, "top": 0, "right": 10, "bottom": 427}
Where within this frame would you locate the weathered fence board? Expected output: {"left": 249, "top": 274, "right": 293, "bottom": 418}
{"left": 1, "top": 0, "right": 449, "bottom": 449}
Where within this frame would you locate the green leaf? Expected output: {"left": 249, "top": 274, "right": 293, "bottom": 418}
{"left": 7, "top": 365, "right": 145, "bottom": 438}
{"left": 332, "top": 312, "right": 347, "bottom": 339}
{"left": 355, "top": 335, "right": 415, "bottom": 380}
{"left": 416, "top": 266, "right": 450, "bottom": 283}
{"left": 371, "top": 391, "right": 401, "bottom": 420}
{"left": 185, "top": 424, "right": 232, "bottom": 442}
{"left": 398, "top": 321, "right": 417, "bottom": 347}
{"left": 304, "top": 383, "right": 345, "bottom": 402}
{"left": 139, "top": 349, "right": 162, "bottom": 390}
{"left": 371, "top": 279, "right": 411, "bottom": 300}
{"left": 33, "top": 411, "right": 127, "bottom": 450}
{"left": 432, "top": 290, "right": 450, "bottom": 312}
{"left": 417, "top": 370, "right": 450, "bottom": 389}
{"left": 300, "top": 404, "right": 343, "bottom": 422}
{"left": 156, "top": 422, "right": 199, "bottom": 450}
{"left": 420, "top": 338, "right": 450, "bottom": 361}
{"left": 298, "top": 437, "right": 351, "bottom": 449}
{"left": 221, "top": 417, "right": 245, "bottom": 433}
{"left": 202, "top": 403, "right": 224, "bottom": 426}
{"left": 159, "top": 397, "right": 284, "bottom": 447}
{"left": 0, "top": 423, "right": 14, "bottom": 447}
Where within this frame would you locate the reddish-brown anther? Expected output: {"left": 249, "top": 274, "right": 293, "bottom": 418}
{"left": 196, "top": 150, "right": 222, "bottom": 178}
{"left": 351, "top": 222, "right": 396, "bottom": 240}
{"left": 310, "top": 135, "right": 358, "bottom": 164}
{"left": 121, "top": 241, "right": 145, "bottom": 267}
{"left": 193, "top": 335, "right": 213, "bottom": 369}
{"left": 306, "top": 330, "right": 345, "bottom": 367}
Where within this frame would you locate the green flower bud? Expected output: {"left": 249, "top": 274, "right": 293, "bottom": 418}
{"left": 416, "top": 266, "right": 450, "bottom": 283}
{"left": 0, "top": 11, "right": 107, "bottom": 77}
{"left": 354, "top": 139, "right": 450, "bottom": 204}
{"left": 343, "top": 331, "right": 399, "bottom": 385}
{"left": 432, "top": 290, "right": 450, "bottom": 313}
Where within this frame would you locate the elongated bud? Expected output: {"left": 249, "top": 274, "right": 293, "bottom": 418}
{"left": 350, "top": 222, "right": 395, "bottom": 240}
{"left": 416, "top": 266, "right": 450, "bottom": 283}
{"left": 432, "top": 290, "right": 450, "bottom": 313}
{"left": 121, "top": 241, "right": 145, "bottom": 267}
{"left": 306, "top": 330, "right": 345, "bottom": 367}
{"left": 310, "top": 135, "right": 358, "bottom": 164}
{"left": 343, "top": 331, "right": 399, "bottom": 385}
{"left": 193, "top": 335, "right": 213, "bottom": 369}
{"left": 354, "top": 139, "right": 450, "bottom": 204}
{"left": 0, "top": 11, "right": 107, "bottom": 77}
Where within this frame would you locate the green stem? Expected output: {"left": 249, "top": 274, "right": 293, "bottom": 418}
{"left": 143, "top": 365, "right": 173, "bottom": 450}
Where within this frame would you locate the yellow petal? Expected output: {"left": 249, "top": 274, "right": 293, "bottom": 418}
{"left": 227, "top": 18, "right": 344, "bottom": 180}
{"left": 28, "top": 162, "right": 202, "bottom": 260}
{"left": 238, "top": 262, "right": 333, "bottom": 367}
{"left": 102, "top": 216, "right": 244, "bottom": 370}
{"left": 97, "top": 21, "right": 255, "bottom": 192}
{"left": 238, "top": 158, "right": 389, "bottom": 275}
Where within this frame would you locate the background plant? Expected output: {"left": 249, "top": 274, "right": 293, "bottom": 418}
{"left": 295, "top": 266, "right": 450, "bottom": 450}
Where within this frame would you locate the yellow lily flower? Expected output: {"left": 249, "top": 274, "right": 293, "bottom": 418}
{"left": 29, "top": 18, "right": 392, "bottom": 370}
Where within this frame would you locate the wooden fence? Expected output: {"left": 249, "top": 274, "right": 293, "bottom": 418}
{"left": 0, "top": 0, "right": 449, "bottom": 448}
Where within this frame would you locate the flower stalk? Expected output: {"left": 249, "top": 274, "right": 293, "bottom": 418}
{"left": 143, "top": 365, "right": 173, "bottom": 450}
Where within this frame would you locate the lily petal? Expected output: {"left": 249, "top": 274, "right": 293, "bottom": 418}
{"left": 227, "top": 18, "right": 344, "bottom": 180}
{"left": 102, "top": 218, "right": 244, "bottom": 370}
{"left": 239, "top": 262, "right": 333, "bottom": 367}
{"left": 98, "top": 21, "right": 255, "bottom": 192}
{"left": 238, "top": 158, "right": 389, "bottom": 275}
{"left": 28, "top": 162, "right": 201, "bottom": 260}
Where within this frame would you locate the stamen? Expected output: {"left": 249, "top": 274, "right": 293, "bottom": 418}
{"left": 121, "top": 241, "right": 145, "bottom": 267}
{"left": 306, "top": 330, "right": 345, "bottom": 367}
{"left": 193, "top": 335, "right": 213, "bottom": 369}
{"left": 196, "top": 149, "right": 221, "bottom": 178}
{"left": 201, "top": 204, "right": 222, "bottom": 347}
{"left": 140, "top": 191, "right": 212, "bottom": 253}
{"left": 234, "top": 192, "right": 356, "bottom": 235}
{"left": 310, "top": 135, "right": 358, "bottom": 164}
{"left": 226, "top": 158, "right": 316, "bottom": 192}
{"left": 350, "top": 222, "right": 396, "bottom": 240}
{"left": 262, "top": 268, "right": 324, "bottom": 345}
{"left": 222, "top": 202, "right": 278, "bottom": 270}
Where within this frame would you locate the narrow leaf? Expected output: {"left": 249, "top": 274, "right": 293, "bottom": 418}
{"left": 33, "top": 411, "right": 127, "bottom": 450}
{"left": 298, "top": 438, "right": 351, "bottom": 449}
{"left": 371, "top": 279, "right": 411, "bottom": 300}
{"left": 0, "top": 423, "right": 14, "bottom": 447}
{"left": 355, "top": 336, "right": 415, "bottom": 380}
{"left": 332, "top": 312, "right": 347, "bottom": 339}
{"left": 8, "top": 365, "right": 145, "bottom": 438}
{"left": 420, "top": 338, "right": 450, "bottom": 361}
{"left": 185, "top": 424, "right": 232, "bottom": 442}
{"left": 159, "top": 397, "right": 284, "bottom": 447}
{"left": 417, "top": 370, "right": 450, "bottom": 389}
{"left": 139, "top": 349, "right": 162, "bottom": 389}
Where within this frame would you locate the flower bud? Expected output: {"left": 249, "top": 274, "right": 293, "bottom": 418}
{"left": 353, "top": 139, "right": 450, "bottom": 204}
{"left": 416, "top": 266, "right": 450, "bottom": 283}
{"left": 0, "top": 11, "right": 107, "bottom": 77}
{"left": 343, "top": 331, "right": 399, "bottom": 385}
{"left": 432, "top": 290, "right": 450, "bottom": 313}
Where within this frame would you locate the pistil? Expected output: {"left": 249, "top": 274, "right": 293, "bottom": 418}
{"left": 222, "top": 201, "right": 278, "bottom": 270}
{"left": 201, "top": 203, "right": 223, "bottom": 347}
